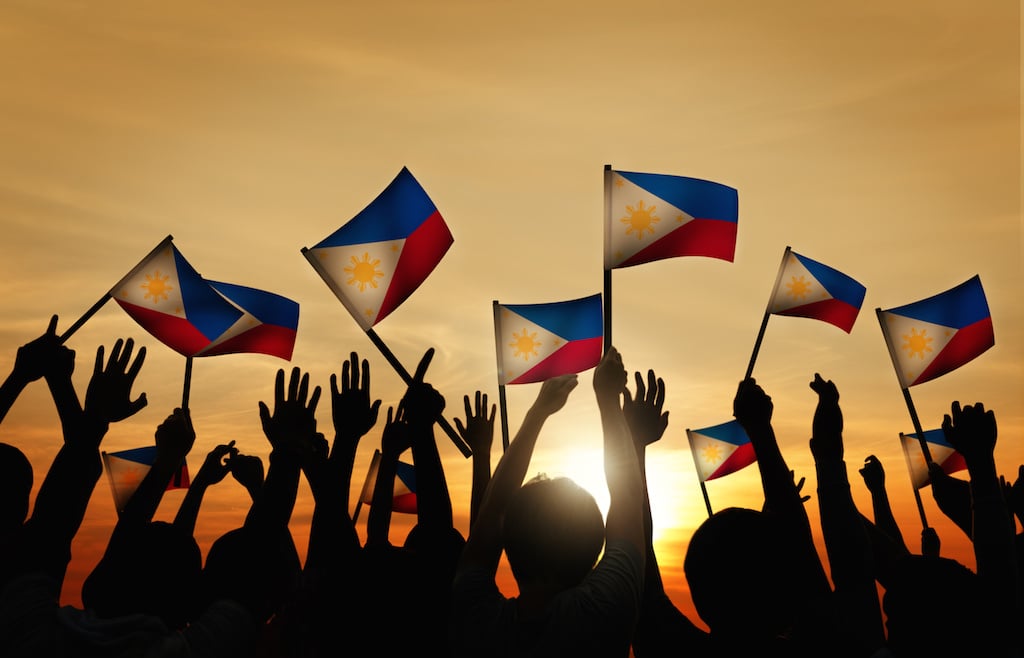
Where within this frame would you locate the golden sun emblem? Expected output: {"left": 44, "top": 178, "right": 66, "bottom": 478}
{"left": 141, "top": 270, "right": 173, "bottom": 303}
{"left": 702, "top": 444, "right": 723, "bottom": 463}
{"left": 510, "top": 329, "right": 541, "bottom": 360}
{"left": 901, "top": 328, "right": 933, "bottom": 360}
{"left": 621, "top": 200, "right": 660, "bottom": 239}
{"left": 344, "top": 253, "right": 383, "bottom": 292}
{"left": 785, "top": 275, "right": 812, "bottom": 300}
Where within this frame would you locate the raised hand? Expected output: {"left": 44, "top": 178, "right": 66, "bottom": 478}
{"left": 809, "top": 373, "right": 843, "bottom": 463}
{"left": 154, "top": 408, "right": 196, "bottom": 465}
{"left": 941, "top": 401, "right": 997, "bottom": 467}
{"left": 228, "top": 453, "right": 265, "bottom": 498}
{"left": 534, "top": 373, "right": 578, "bottom": 416}
{"left": 859, "top": 455, "right": 886, "bottom": 494}
{"left": 12, "top": 315, "right": 71, "bottom": 384}
{"left": 593, "top": 346, "right": 626, "bottom": 403}
{"left": 921, "top": 526, "right": 941, "bottom": 557}
{"left": 400, "top": 349, "right": 445, "bottom": 430}
{"left": 84, "top": 338, "right": 147, "bottom": 425}
{"left": 194, "top": 441, "right": 238, "bottom": 488}
{"left": 732, "top": 377, "right": 773, "bottom": 430}
{"left": 381, "top": 404, "right": 413, "bottom": 459}
{"left": 330, "top": 351, "right": 382, "bottom": 448}
{"left": 622, "top": 369, "right": 669, "bottom": 447}
{"left": 1002, "top": 464, "right": 1024, "bottom": 527}
{"left": 258, "top": 367, "right": 322, "bottom": 457}
{"left": 454, "top": 391, "right": 497, "bottom": 455}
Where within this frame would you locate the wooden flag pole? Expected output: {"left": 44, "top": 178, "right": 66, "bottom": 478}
{"left": 899, "top": 434, "right": 930, "bottom": 528}
{"left": 699, "top": 481, "right": 713, "bottom": 518}
{"left": 603, "top": 164, "right": 613, "bottom": 352}
{"left": 352, "top": 449, "right": 382, "bottom": 524}
{"left": 498, "top": 385, "right": 511, "bottom": 452}
{"left": 686, "top": 428, "right": 714, "bottom": 517}
{"left": 182, "top": 356, "right": 193, "bottom": 410}
{"left": 744, "top": 246, "right": 791, "bottom": 380}
{"left": 364, "top": 328, "right": 472, "bottom": 458}
{"left": 59, "top": 294, "right": 111, "bottom": 344}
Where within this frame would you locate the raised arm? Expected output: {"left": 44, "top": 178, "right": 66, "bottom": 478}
{"left": 365, "top": 405, "right": 412, "bottom": 548}
{"left": 457, "top": 373, "right": 577, "bottom": 577}
{"left": 455, "top": 391, "right": 497, "bottom": 530}
{"left": 808, "top": 373, "right": 885, "bottom": 655}
{"left": 173, "top": 441, "right": 237, "bottom": 537}
{"left": 859, "top": 454, "right": 909, "bottom": 553}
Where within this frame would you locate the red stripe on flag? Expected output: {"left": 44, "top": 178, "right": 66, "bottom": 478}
{"left": 377, "top": 211, "right": 454, "bottom": 324}
{"left": 618, "top": 218, "right": 737, "bottom": 268}
{"left": 706, "top": 442, "right": 757, "bottom": 481}
{"left": 393, "top": 493, "right": 418, "bottom": 514}
{"left": 507, "top": 337, "right": 604, "bottom": 385}
{"left": 200, "top": 324, "right": 297, "bottom": 360}
{"left": 115, "top": 300, "right": 214, "bottom": 356}
{"left": 775, "top": 298, "right": 862, "bottom": 333}
{"left": 912, "top": 317, "right": 994, "bottom": 386}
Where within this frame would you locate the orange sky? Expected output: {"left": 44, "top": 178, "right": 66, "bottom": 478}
{"left": 0, "top": 0, "right": 1020, "bottom": 627}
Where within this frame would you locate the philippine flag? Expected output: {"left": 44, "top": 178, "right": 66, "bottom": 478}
{"left": 604, "top": 168, "right": 738, "bottom": 270}
{"left": 686, "top": 420, "right": 757, "bottom": 482}
{"left": 494, "top": 293, "right": 603, "bottom": 386}
{"left": 900, "top": 429, "right": 967, "bottom": 489}
{"left": 303, "top": 167, "right": 454, "bottom": 330}
{"left": 111, "top": 237, "right": 243, "bottom": 357}
{"left": 102, "top": 446, "right": 190, "bottom": 513}
{"left": 878, "top": 275, "right": 994, "bottom": 388}
{"left": 768, "top": 248, "right": 866, "bottom": 333}
{"left": 195, "top": 281, "right": 300, "bottom": 361}
{"left": 358, "top": 449, "right": 417, "bottom": 514}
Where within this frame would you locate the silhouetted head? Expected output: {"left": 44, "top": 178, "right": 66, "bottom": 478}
{"left": 82, "top": 521, "right": 201, "bottom": 630}
{"left": 0, "top": 443, "right": 32, "bottom": 532}
{"left": 685, "top": 507, "right": 804, "bottom": 641}
{"left": 202, "top": 526, "right": 301, "bottom": 623}
{"left": 883, "top": 554, "right": 988, "bottom": 657}
{"left": 501, "top": 475, "right": 605, "bottom": 589}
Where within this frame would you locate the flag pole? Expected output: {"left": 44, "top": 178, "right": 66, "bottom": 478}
{"left": 492, "top": 301, "right": 511, "bottom": 451}
{"left": 603, "top": 164, "right": 613, "bottom": 352}
{"left": 352, "top": 449, "right": 382, "bottom": 524}
{"left": 181, "top": 356, "right": 193, "bottom": 410}
{"left": 875, "top": 308, "right": 934, "bottom": 464}
{"left": 364, "top": 328, "right": 472, "bottom": 458}
{"left": 899, "top": 433, "right": 930, "bottom": 528}
{"left": 699, "top": 481, "right": 713, "bottom": 517}
{"left": 744, "top": 246, "right": 791, "bottom": 379}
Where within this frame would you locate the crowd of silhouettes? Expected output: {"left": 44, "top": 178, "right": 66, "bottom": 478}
{"left": 0, "top": 316, "right": 1021, "bottom": 657}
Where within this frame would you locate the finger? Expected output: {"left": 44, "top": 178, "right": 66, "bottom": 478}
{"left": 654, "top": 377, "right": 665, "bottom": 410}
{"left": 117, "top": 338, "right": 135, "bottom": 372}
{"left": 46, "top": 314, "right": 58, "bottom": 336}
{"left": 308, "top": 385, "right": 322, "bottom": 413}
{"left": 474, "top": 390, "right": 482, "bottom": 415}
{"left": 128, "top": 393, "right": 148, "bottom": 415}
{"left": 94, "top": 345, "right": 105, "bottom": 376}
{"left": 349, "top": 352, "right": 359, "bottom": 391}
{"left": 386, "top": 406, "right": 395, "bottom": 425}
{"left": 330, "top": 373, "right": 340, "bottom": 399}
{"left": 259, "top": 400, "right": 271, "bottom": 424}
{"left": 463, "top": 395, "right": 472, "bottom": 420}
{"left": 341, "top": 358, "right": 351, "bottom": 394}
{"left": 370, "top": 399, "right": 381, "bottom": 418}
{"left": 274, "top": 368, "right": 285, "bottom": 405}
{"left": 633, "top": 371, "right": 646, "bottom": 402}
{"left": 454, "top": 418, "right": 466, "bottom": 436}
{"left": 646, "top": 370, "right": 657, "bottom": 402}
{"left": 488, "top": 403, "right": 496, "bottom": 424}
{"left": 108, "top": 338, "right": 124, "bottom": 370}
{"left": 126, "top": 346, "right": 146, "bottom": 381}
{"left": 286, "top": 367, "right": 299, "bottom": 402}
{"left": 361, "top": 358, "right": 372, "bottom": 394}
{"left": 950, "top": 400, "right": 962, "bottom": 420}
{"left": 413, "top": 348, "right": 434, "bottom": 383}
{"left": 298, "top": 371, "right": 310, "bottom": 403}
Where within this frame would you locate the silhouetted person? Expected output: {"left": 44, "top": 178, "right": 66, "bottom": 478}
{"left": 455, "top": 389, "right": 497, "bottom": 530}
{"left": 451, "top": 346, "right": 645, "bottom": 657}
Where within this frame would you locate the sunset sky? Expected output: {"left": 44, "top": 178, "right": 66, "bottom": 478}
{"left": 0, "top": 0, "right": 1020, "bottom": 627}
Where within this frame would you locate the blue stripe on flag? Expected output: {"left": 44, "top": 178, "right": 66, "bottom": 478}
{"left": 617, "top": 170, "right": 738, "bottom": 222}
{"left": 503, "top": 294, "right": 603, "bottom": 341}
{"left": 108, "top": 446, "right": 158, "bottom": 465}
{"left": 794, "top": 253, "right": 866, "bottom": 309}
{"left": 171, "top": 247, "right": 243, "bottom": 340}
{"left": 694, "top": 419, "right": 750, "bottom": 446}
{"left": 886, "top": 275, "right": 990, "bottom": 329}
{"left": 207, "top": 281, "right": 300, "bottom": 329}
{"left": 314, "top": 167, "right": 438, "bottom": 247}
{"left": 905, "top": 428, "right": 953, "bottom": 449}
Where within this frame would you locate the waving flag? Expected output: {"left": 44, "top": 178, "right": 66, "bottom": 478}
{"left": 768, "top": 248, "right": 866, "bottom": 333}
{"left": 357, "top": 449, "right": 417, "bottom": 514}
{"left": 494, "top": 293, "right": 603, "bottom": 385}
{"left": 303, "top": 167, "right": 454, "bottom": 330}
{"left": 686, "top": 420, "right": 757, "bottom": 482}
{"left": 900, "top": 429, "right": 967, "bottom": 489}
{"left": 102, "top": 446, "right": 190, "bottom": 514}
{"left": 604, "top": 168, "right": 738, "bottom": 270}
{"left": 196, "top": 281, "right": 299, "bottom": 361}
{"left": 111, "top": 237, "right": 243, "bottom": 357}
{"left": 878, "top": 275, "right": 994, "bottom": 388}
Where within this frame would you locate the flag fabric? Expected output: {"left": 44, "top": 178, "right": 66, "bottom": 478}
{"left": 358, "top": 449, "right": 417, "bottom": 514}
{"left": 195, "top": 281, "right": 300, "bottom": 360}
{"left": 878, "top": 275, "right": 994, "bottom": 388}
{"left": 686, "top": 420, "right": 757, "bottom": 482}
{"left": 303, "top": 167, "right": 454, "bottom": 330}
{"left": 111, "top": 237, "right": 244, "bottom": 357}
{"left": 102, "top": 446, "right": 190, "bottom": 513}
{"left": 494, "top": 293, "right": 603, "bottom": 385}
{"left": 900, "top": 429, "right": 968, "bottom": 489}
{"left": 768, "top": 248, "right": 866, "bottom": 333}
{"left": 604, "top": 168, "right": 738, "bottom": 270}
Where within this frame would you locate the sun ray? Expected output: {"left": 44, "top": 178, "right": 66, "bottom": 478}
{"left": 141, "top": 270, "right": 172, "bottom": 303}
{"left": 510, "top": 329, "right": 541, "bottom": 360}
{"left": 344, "top": 253, "right": 383, "bottom": 292}
{"left": 901, "top": 328, "right": 933, "bottom": 359}
{"left": 621, "top": 200, "right": 660, "bottom": 239}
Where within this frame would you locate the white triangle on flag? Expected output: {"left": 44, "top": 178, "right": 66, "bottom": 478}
{"left": 606, "top": 172, "right": 693, "bottom": 268}
{"left": 114, "top": 246, "right": 187, "bottom": 318}
{"left": 881, "top": 311, "right": 957, "bottom": 388}
{"left": 769, "top": 252, "right": 831, "bottom": 313}
{"left": 497, "top": 306, "right": 570, "bottom": 385}
{"left": 687, "top": 431, "right": 741, "bottom": 482}
{"left": 308, "top": 238, "right": 405, "bottom": 330}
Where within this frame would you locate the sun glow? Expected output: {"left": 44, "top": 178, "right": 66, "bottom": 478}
{"left": 621, "top": 200, "right": 660, "bottom": 239}
{"left": 785, "top": 275, "right": 812, "bottom": 300}
{"left": 901, "top": 328, "right": 933, "bottom": 359}
{"left": 141, "top": 270, "right": 172, "bottom": 303}
{"left": 510, "top": 329, "right": 541, "bottom": 360}
{"left": 344, "top": 253, "right": 383, "bottom": 291}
